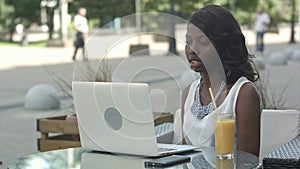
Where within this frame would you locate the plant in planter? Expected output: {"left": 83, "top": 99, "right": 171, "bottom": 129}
{"left": 255, "top": 70, "right": 292, "bottom": 110}
{"left": 48, "top": 58, "right": 111, "bottom": 141}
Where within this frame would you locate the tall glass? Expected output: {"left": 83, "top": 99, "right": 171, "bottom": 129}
{"left": 216, "top": 158, "right": 235, "bottom": 169}
{"left": 214, "top": 113, "right": 235, "bottom": 159}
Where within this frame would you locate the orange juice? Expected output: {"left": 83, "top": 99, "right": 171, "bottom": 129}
{"left": 214, "top": 119, "right": 235, "bottom": 155}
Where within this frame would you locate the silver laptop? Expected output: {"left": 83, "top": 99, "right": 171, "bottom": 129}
{"left": 72, "top": 81, "right": 197, "bottom": 156}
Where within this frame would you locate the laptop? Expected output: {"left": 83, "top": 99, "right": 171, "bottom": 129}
{"left": 72, "top": 81, "right": 198, "bottom": 157}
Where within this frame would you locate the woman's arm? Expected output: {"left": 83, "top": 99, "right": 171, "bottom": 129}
{"left": 181, "top": 85, "right": 191, "bottom": 144}
{"left": 236, "top": 83, "right": 261, "bottom": 157}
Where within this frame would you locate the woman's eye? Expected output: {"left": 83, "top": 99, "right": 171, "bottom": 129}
{"left": 186, "top": 36, "right": 210, "bottom": 47}
{"left": 200, "top": 40, "right": 209, "bottom": 46}
{"left": 199, "top": 36, "right": 210, "bottom": 46}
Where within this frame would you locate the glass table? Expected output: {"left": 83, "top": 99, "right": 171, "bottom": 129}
{"left": 6, "top": 146, "right": 259, "bottom": 169}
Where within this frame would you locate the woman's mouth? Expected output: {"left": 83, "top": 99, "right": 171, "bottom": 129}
{"left": 188, "top": 57, "right": 202, "bottom": 67}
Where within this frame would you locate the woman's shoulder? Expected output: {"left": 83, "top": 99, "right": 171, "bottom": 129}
{"left": 234, "top": 77, "right": 259, "bottom": 98}
{"left": 238, "top": 81, "right": 260, "bottom": 108}
{"left": 240, "top": 82, "right": 258, "bottom": 95}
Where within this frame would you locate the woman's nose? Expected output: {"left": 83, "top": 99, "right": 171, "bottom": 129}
{"left": 186, "top": 45, "right": 196, "bottom": 55}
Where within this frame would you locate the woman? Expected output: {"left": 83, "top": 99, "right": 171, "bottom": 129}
{"left": 181, "top": 5, "right": 261, "bottom": 157}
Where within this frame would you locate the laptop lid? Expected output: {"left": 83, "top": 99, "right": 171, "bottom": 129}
{"left": 72, "top": 82, "right": 160, "bottom": 156}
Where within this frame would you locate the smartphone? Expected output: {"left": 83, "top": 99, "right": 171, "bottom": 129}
{"left": 144, "top": 155, "right": 191, "bottom": 168}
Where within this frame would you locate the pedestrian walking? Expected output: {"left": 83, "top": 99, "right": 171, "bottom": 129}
{"left": 253, "top": 6, "right": 270, "bottom": 55}
{"left": 72, "top": 7, "right": 89, "bottom": 61}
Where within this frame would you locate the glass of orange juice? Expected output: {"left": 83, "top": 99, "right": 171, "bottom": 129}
{"left": 216, "top": 157, "right": 235, "bottom": 169}
{"left": 214, "top": 113, "right": 235, "bottom": 159}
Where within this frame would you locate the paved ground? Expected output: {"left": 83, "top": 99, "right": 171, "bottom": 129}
{"left": 0, "top": 26, "right": 299, "bottom": 166}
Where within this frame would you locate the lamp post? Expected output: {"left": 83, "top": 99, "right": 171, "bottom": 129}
{"left": 290, "top": 0, "right": 296, "bottom": 43}
{"left": 230, "top": 0, "right": 236, "bottom": 13}
{"left": 299, "top": 0, "right": 300, "bottom": 41}
{"left": 168, "top": 0, "right": 177, "bottom": 55}
{"left": 135, "top": 0, "right": 142, "bottom": 32}
{"left": 135, "top": 0, "right": 142, "bottom": 43}
{"left": 59, "top": 0, "right": 68, "bottom": 44}
{"left": 40, "top": 0, "right": 57, "bottom": 40}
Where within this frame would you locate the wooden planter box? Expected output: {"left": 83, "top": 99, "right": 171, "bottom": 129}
{"left": 37, "top": 112, "right": 173, "bottom": 152}
{"left": 37, "top": 115, "right": 81, "bottom": 152}
{"left": 129, "top": 44, "right": 149, "bottom": 56}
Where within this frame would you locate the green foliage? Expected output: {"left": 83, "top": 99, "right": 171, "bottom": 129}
{"left": 236, "top": 0, "right": 258, "bottom": 12}
{"left": 69, "top": 0, "right": 135, "bottom": 27}
{"left": 0, "top": 0, "right": 14, "bottom": 38}
{"left": 258, "top": 0, "right": 299, "bottom": 23}
{"left": 0, "top": 40, "right": 47, "bottom": 47}
{"left": 142, "top": 0, "right": 258, "bottom": 25}
{"left": 234, "top": 9, "right": 253, "bottom": 27}
{"left": 5, "top": 0, "right": 41, "bottom": 27}
{"left": 0, "top": 0, "right": 40, "bottom": 41}
{"left": 1, "top": 0, "right": 297, "bottom": 42}
{"left": 88, "top": 18, "right": 101, "bottom": 29}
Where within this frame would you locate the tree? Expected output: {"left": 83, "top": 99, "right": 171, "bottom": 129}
{"left": 0, "top": 0, "right": 14, "bottom": 40}
{"left": 69, "top": 0, "right": 135, "bottom": 28}
{"left": 42, "top": 0, "right": 59, "bottom": 39}
{"left": 3, "top": 0, "right": 40, "bottom": 41}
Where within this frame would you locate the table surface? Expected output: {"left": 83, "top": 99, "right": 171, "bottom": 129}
{"left": 6, "top": 146, "right": 259, "bottom": 169}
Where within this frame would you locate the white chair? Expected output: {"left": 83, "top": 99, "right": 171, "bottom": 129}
{"left": 259, "top": 109, "right": 300, "bottom": 161}
{"left": 155, "top": 109, "right": 182, "bottom": 144}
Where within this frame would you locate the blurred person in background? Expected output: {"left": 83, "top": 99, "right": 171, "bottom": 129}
{"left": 72, "top": 7, "right": 89, "bottom": 61}
{"left": 253, "top": 6, "right": 270, "bottom": 55}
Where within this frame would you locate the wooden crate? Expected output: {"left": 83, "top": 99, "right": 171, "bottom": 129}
{"left": 153, "top": 112, "right": 174, "bottom": 125}
{"left": 37, "top": 115, "right": 81, "bottom": 152}
{"left": 37, "top": 112, "right": 173, "bottom": 152}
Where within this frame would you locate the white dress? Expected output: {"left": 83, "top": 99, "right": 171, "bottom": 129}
{"left": 183, "top": 76, "right": 251, "bottom": 147}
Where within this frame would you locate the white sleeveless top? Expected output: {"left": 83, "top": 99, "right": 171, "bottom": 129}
{"left": 183, "top": 76, "right": 251, "bottom": 147}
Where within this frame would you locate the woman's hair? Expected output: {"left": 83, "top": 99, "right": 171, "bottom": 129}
{"left": 189, "top": 5, "right": 259, "bottom": 83}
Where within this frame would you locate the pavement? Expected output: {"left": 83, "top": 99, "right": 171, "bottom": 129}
{"left": 0, "top": 26, "right": 300, "bottom": 166}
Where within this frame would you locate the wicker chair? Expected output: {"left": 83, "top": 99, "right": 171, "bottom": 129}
{"left": 262, "top": 135, "right": 300, "bottom": 168}
{"left": 259, "top": 109, "right": 300, "bottom": 161}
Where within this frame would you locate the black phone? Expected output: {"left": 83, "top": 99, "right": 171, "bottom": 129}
{"left": 144, "top": 155, "right": 191, "bottom": 168}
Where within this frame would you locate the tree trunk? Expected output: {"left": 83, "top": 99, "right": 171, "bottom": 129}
{"left": 47, "top": 8, "right": 55, "bottom": 40}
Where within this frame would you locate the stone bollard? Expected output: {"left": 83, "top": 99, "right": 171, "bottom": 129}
{"left": 268, "top": 52, "right": 289, "bottom": 65}
{"left": 253, "top": 57, "right": 266, "bottom": 70}
{"left": 25, "top": 84, "right": 60, "bottom": 110}
{"left": 283, "top": 48, "right": 295, "bottom": 60}
{"left": 290, "top": 50, "right": 300, "bottom": 61}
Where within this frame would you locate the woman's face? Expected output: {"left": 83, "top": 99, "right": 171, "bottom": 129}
{"left": 185, "top": 23, "right": 217, "bottom": 74}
